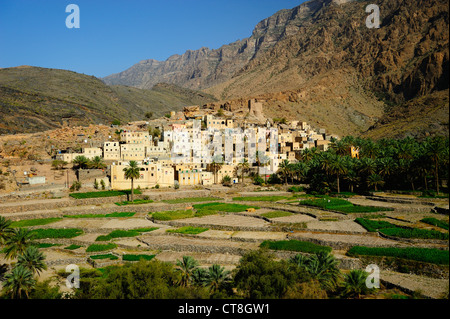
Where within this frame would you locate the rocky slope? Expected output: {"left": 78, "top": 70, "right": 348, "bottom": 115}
{"left": 0, "top": 66, "right": 216, "bottom": 135}
{"left": 104, "top": 0, "right": 449, "bottom": 138}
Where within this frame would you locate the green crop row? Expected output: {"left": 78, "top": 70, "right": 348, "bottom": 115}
{"left": 347, "top": 246, "right": 449, "bottom": 265}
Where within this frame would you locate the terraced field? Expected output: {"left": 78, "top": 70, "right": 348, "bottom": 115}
{"left": 1, "top": 189, "right": 448, "bottom": 298}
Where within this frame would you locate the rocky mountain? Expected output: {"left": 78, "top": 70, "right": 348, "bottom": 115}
{"left": 104, "top": 0, "right": 449, "bottom": 139}
{"left": 0, "top": 66, "right": 216, "bottom": 135}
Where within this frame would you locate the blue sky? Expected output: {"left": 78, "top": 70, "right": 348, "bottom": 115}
{"left": 0, "top": 0, "right": 305, "bottom": 78}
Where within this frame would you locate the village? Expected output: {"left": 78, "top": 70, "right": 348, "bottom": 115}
{"left": 39, "top": 101, "right": 341, "bottom": 192}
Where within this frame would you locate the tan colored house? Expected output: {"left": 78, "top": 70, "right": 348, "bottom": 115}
{"left": 104, "top": 142, "right": 120, "bottom": 161}
{"left": 110, "top": 161, "right": 174, "bottom": 190}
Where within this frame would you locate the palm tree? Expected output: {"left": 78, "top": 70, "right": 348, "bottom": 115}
{"left": 256, "top": 152, "right": 271, "bottom": 184}
{"left": 210, "top": 155, "right": 224, "bottom": 185}
{"left": 175, "top": 256, "right": 199, "bottom": 287}
{"left": 72, "top": 155, "right": 89, "bottom": 169}
{"left": 123, "top": 161, "right": 141, "bottom": 203}
{"left": 237, "top": 158, "right": 250, "bottom": 184}
{"left": 425, "top": 137, "right": 447, "bottom": 195}
{"left": 293, "top": 162, "right": 309, "bottom": 184}
{"left": 204, "top": 264, "right": 231, "bottom": 294}
{"left": 2, "top": 265, "right": 36, "bottom": 299}
{"left": 367, "top": 174, "right": 385, "bottom": 192}
{"left": 345, "top": 170, "right": 360, "bottom": 193}
{"left": 3, "top": 228, "right": 35, "bottom": 260}
{"left": 191, "top": 267, "right": 208, "bottom": 287}
{"left": 330, "top": 139, "right": 349, "bottom": 156}
{"left": 0, "top": 216, "right": 12, "bottom": 245}
{"left": 89, "top": 156, "right": 106, "bottom": 169}
{"left": 17, "top": 246, "right": 47, "bottom": 276}
{"left": 277, "top": 159, "right": 291, "bottom": 185}
{"left": 342, "top": 269, "right": 371, "bottom": 299}
{"left": 306, "top": 252, "right": 342, "bottom": 292}
{"left": 329, "top": 155, "right": 348, "bottom": 194}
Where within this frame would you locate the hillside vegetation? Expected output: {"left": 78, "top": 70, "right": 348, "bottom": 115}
{"left": 0, "top": 66, "right": 216, "bottom": 134}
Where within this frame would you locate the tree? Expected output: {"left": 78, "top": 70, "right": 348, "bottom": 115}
{"left": 89, "top": 156, "right": 106, "bottom": 169}
{"left": 3, "top": 228, "right": 35, "bottom": 260}
{"left": 329, "top": 155, "right": 348, "bottom": 194}
{"left": 17, "top": 246, "right": 47, "bottom": 277}
{"left": 297, "top": 252, "right": 342, "bottom": 293}
{"left": 222, "top": 175, "right": 232, "bottom": 187}
{"left": 256, "top": 152, "right": 270, "bottom": 184}
{"left": 51, "top": 160, "right": 68, "bottom": 170}
{"left": 145, "top": 112, "right": 153, "bottom": 120}
{"left": 277, "top": 159, "right": 291, "bottom": 185}
{"left": 175, "top": 256, "right": 199, "bottom": 287}
{"left": 0, "top": 216, "right": 12, "bottom": 245}
{"left": 123, "top": 161, "right": 141, "bottom": 202}
{"left": 342, "top": 269, "right": 372, "bottom": 299}
{"left": 237, "top": 158, "right": 250, "bottom": 184}
{"left": 72, "top": 156, "right": 89, "bottom": 169}
{"left": 210, "top": 155, "right": 224, "bottom": 185}
{"left": 204, "top": 264, "right": 231, "bottom": 294}
{"left": 233, "top": 249, "right": 305, "bottom": 299}
{"left": 424, "top": 136, "right": 448, "bottom": 195}
{"left": 367, "top": 174, "right": 385, "bottom": 192}
{"left": 2, "top": 265, "right": 36, "bottom": 299}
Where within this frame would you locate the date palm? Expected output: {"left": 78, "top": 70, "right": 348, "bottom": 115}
{"left": 175, "top": 256, "right": 199, "bottom": 287}
{"left": 204, "top": 264, "right": 231, "bottom": 294}
{"left": 123, "top": 161, "right": 141, "bottom": 202}
{"left": 0, "top": 216, "right": 12, "bottom": 245}
{"left": 367, "top": 174, "right": 385, "bottom": 192}
{"left": 306, "top": 252, "right": 342, "bottom": 292}
{"left": 329, "top": 155, "right": 348, "bottom": 194}
{"left": 237, "top": 158, "right": 250, "bottom": 184}
{"left": 72, "top": 155, "right": 89, "bottom": 169}
{"left": 17, "top": 246, "right": 47, "bottom": 276}
{"left": 342, "top": 269, "right": 371, "bottom": 299}
{"left": 2, "top": 265, "right": 36, "bottom": 299}
{"left": 210, "top": 155, "right": 224, "bottom": 185}
{"left": 89, "top": 156, "right": 106, "bottom": 169}
{"left": 278, "top": 159, "right": 291, "bottom": 185}
{"left": 3, "top": 228, "right": 35, "bottom": 260}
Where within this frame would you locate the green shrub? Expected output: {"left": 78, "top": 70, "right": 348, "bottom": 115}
{"left": 380, "top": 227, "right": 449, "bottom": 240}
{"left": 347, "top": 246, "right": 449, "bottom": 265}
{"left": 122, "top": 254, "right": 156, "bottom": 261}
{"left": 11, "top": 218, "right": 62, "bottom": 228}
{"left": 64, "top": 212, "right": 136, "bottom": 219}
{"left": 232, "top": 196, "right": 289, "bottom": 202}
{"left": 260, "top": 240, "right": 332, "bottom": 254}
{"left": 95, "top": 228, "right": 159, "bottom": 241}
{"left": 89, "top": 254, "right": 119, "bottom": 260}
{"left": 193, "top": 202, "right": 259, "bottom": 213}
{"left": 64, "top": 244, "right": 82, "bottom": 250}
{"left": 421, "top": 218, "right": 449, "bottom": 230}
{"left": 288, "top": 186, "right": 304, "bottom": 193}
{"left": 356, "top": 218, "right": 449, "bottom": 240}
{"left": 31, "top": 228, "right": 84, "bottom": 239}
{"left": 151, "top": 210, "right": 195, "bottom": 221}
{"left": 166, "top": 227, "right": 209, "bottom": 235}
{"left": 86, "top": 243, "right": 117, "bottom": 252}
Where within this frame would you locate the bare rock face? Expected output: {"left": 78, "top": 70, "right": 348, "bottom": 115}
{"left": 103, "top": 0, "right": 449, "bottom": 138}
